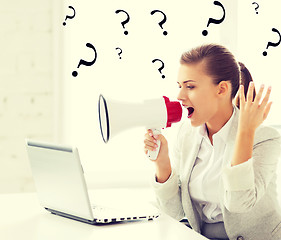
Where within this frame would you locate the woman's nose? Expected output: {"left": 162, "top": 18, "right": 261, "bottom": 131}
{"left": 177, "top": 88, "right": 186, "bottom": 102}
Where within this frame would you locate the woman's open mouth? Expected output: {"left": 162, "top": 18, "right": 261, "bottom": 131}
{"left": 187, "top": 107, "right": 194, "bottom": 118}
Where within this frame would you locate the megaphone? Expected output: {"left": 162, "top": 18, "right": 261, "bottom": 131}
{"left": 98, "top": 95, "right": 182, "bottom": 160}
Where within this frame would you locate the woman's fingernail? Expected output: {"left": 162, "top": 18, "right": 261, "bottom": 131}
{"left": 149, "top": 133, "right": 153, "bottom": 137}
{"left": 269, "top": 86, "right": 272, "bottom": 90}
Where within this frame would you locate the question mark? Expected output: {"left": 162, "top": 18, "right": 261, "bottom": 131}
{"left": 115, "top": 10, "right": 130, "bottom": 35}
{"left": 152, "top": 59, "right": 165, "bottom": 79}
{"left": 115, "top": 48, "right": 122, "bottom": 59}
{"left": 252, "top": 2, "right": 259, "bottom": 14}
{"left": 63, "top": 6, "right": 76, "bottom": 26}
{"left": 263, "top": 28, "right": 281, "bottom": 56}
{"left": 72, "top": 43, "right": 97, "bottom": 77}
{"left": 202, "top": 1, "right": 225, "bottom": 36}
{"left": 150, "top": 10, "right": 168, "bottom": 36}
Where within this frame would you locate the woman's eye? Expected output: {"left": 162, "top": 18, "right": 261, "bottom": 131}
{"left": 178, "top": 85, "right": 194, "bottom": 89}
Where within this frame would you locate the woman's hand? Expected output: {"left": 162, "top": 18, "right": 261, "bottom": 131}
{"left": 238, "top": 82, "right": 272, "bottom": 134}
{"left": 144, "top": 129, "right": 171, "bottom": 183}
{"left": 231, "top": 82, "right": 272, "bottom": 166}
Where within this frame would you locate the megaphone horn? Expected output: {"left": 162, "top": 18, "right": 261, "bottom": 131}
{"left": 98, "top": 94, "right": 182, "bottom": 159}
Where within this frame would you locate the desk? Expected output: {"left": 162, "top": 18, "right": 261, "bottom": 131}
{"left": 0, "top": 188, "right": 207, "bottom": 240}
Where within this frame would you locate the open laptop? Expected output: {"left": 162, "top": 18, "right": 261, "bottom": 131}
{"left": 25, "top": 139, "right": 160, "bottom": 224}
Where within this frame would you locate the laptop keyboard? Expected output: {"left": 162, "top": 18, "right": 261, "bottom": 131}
{"left": 92, "top": 205, "right": 105, "bottom": 212}
{"left": 92, "top": 204, "right": 128, "bottom": 218}
{"left": 91, "top": 204, "right": 157, "bottom": 223}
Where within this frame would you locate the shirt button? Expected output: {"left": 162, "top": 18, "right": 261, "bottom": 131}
{"left": 237, "top": 236, "right": 244, "bottom": 240}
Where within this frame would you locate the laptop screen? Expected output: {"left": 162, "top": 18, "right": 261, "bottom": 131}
{"left": 26, "top": 140, "right": 94, "bottom": 221}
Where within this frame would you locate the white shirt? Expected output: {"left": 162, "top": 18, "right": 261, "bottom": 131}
{"left": 189, "top": 105, "right": 236, "bottom": 223}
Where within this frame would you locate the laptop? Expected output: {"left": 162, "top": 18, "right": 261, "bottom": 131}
{"left": 25, "top": 139, "right": 160, "bottom": 224}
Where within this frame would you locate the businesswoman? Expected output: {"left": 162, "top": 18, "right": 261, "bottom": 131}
{"left": 144, "top": 44, "right": 281, "bottom": 240}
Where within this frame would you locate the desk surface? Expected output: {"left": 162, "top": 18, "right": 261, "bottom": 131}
{"left": 0, "top": 188, "right": 207, "bottom": 240}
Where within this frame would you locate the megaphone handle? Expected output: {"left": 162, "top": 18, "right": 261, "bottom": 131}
{"left": 147, "top": 128, "right": 161, "bottom": 160}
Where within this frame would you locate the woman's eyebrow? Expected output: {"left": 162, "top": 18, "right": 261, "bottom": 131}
{"left": 177, "top": 80, "right": 196, "bottom": 84}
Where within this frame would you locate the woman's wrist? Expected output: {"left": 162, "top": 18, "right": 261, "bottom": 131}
{"left": 237, "top": 127, "right": 255, "bottom": 138}
{"left": 231, "top": 129, "right": 255, "bottom": 166}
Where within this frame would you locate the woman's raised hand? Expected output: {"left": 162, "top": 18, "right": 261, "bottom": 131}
{"left": 238, "top": 82, "right": 272, "bottom": 133}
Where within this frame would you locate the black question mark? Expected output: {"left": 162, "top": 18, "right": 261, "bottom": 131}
{"left": 63, "top": 6, "right": 76, "bottom": 26}
{"left": 115, "top": 48, "right": 123, "bottom": 59}
{"left": 202, "top": 1, "right": 225, "bottom": 36}
{"left": 263, "top": 28, "right": 281, "bottom": 56}
{"left": 115, "top": 10, "right": 130, "bottom": 35}
{"left": 252, "top": 2, "right": 259, "bottom": 14}
{"left": 72, "top": 43, "right": 97, "bottom": 77}
{"left": 152, "top": 59, "right": 165, "bottom": 79}
{"left": 150, "top": 10, "right": 168, "bottom": 36}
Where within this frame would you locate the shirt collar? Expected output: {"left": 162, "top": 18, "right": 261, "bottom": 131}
{"left": 198, "top": 104, "right": 237, "bottom": 144}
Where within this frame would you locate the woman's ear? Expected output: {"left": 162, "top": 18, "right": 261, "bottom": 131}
{"left": 217, "top": 81, "right": 231, "bottom": 98}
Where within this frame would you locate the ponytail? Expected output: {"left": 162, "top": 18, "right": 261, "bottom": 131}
{"left": 235, "top": 62, "right": 256, "bottom": 109}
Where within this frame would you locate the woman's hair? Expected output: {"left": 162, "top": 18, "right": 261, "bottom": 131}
{"left": 180, "top": 44, "right": 256, "bottom": 108}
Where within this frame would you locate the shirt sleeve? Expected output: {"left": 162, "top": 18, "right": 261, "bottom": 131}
{"left": 221, "top": 126, "right": 281, "bottom": 213}
{"left": 151, "top": 167, "right": 185, "bottom": 220}
{"left": 150, "top": 122, "right": 189, "bottom": 221}
{"left": 222, "top": 158, "right": 254, "bottom": 191}
{"left": 152, "top": 168, "right": 179, "bottom": 200}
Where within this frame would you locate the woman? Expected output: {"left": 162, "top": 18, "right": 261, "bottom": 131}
{"left": 144, "top": 44, "right": 281, "bottom": 240}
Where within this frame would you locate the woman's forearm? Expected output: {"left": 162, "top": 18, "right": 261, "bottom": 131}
{"left": 155, "top": 159, "right": 172, "bottom": 183}
{"left": 231, "top": 129, "right": 255, "bottom": 166}
{"left": 232, "top": 83, "right": 272, "bottom": 166}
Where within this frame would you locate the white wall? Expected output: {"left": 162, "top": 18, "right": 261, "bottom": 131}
{"left": 0, "top": 1, "right": 55, "bottom": 193}
{"left": 60, "top": 0, "right": 281, "bottom": 190}
{"left": 60, "top": 0, "right": 231, "bottom": 189}
{"left": 237, "top": 0, "right": 281, "bottom": 125}
{"left": 1, "top": 0, "right": 281, "bottom": 194}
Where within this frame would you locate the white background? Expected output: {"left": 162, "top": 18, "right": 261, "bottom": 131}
{"left": 0, "top": 0, "right": 281, "bottom": 193}
{"left": 59, "top": 0, "right": 281, "bottom": 188}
